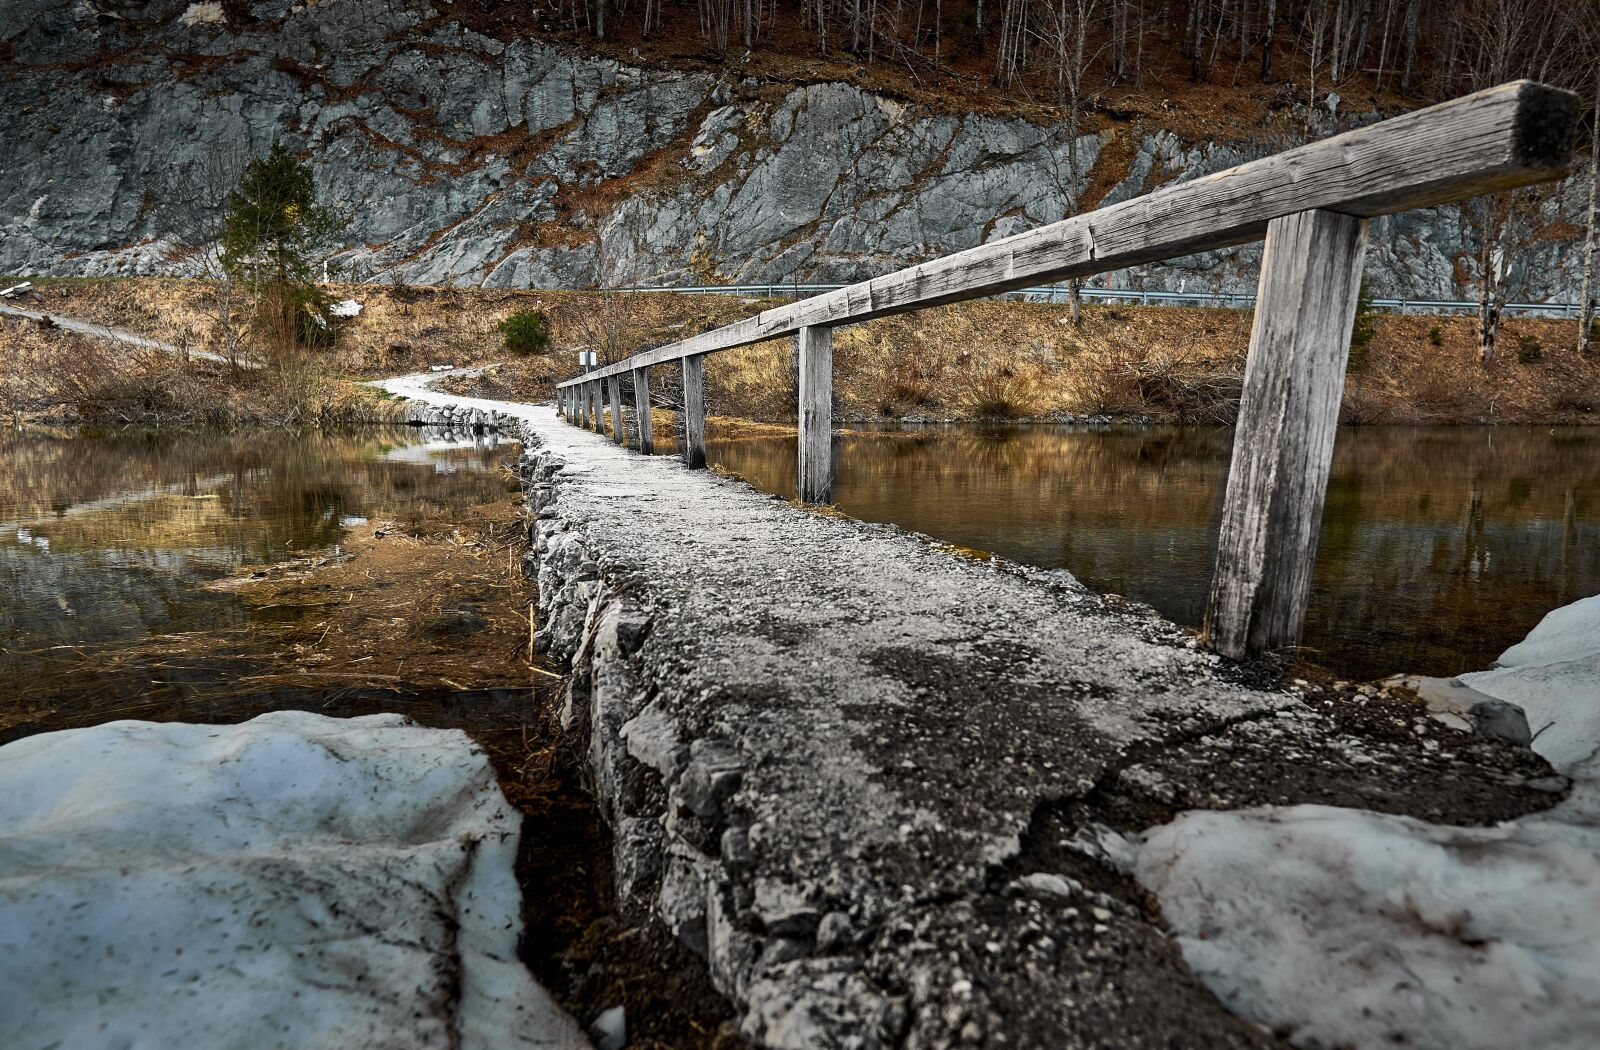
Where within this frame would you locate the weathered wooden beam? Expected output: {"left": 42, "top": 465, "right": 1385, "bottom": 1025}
{"left": 608, "top": 375, "right": 626, "bottom": 444}
{"left": 559, "top": 80, "right": 1576, "bottom": 390}
{"left": 1205, "top": 209, "right": 1370, "bottom": 659}
{"left": 632, "top": 367, "right": 654, "bottom": 455}
{"left": 796, "top": 326, "right": 834, "bottom": 504}
{"left": 681, "top": 355, "right": 707, "bottom": 469}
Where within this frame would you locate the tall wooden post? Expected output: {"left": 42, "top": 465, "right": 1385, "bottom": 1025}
{"left": 608, "top": 375, "right": 625, "bottom": 445}
{"left": 576, "top": 385, "right": 587, "bottom": 428}
{"left": 587, "top": 382, "right": 599, "bottom": 432}
{"left": 592, "top": 382, "right": 604, "bottom": 434}
{"left": 681, "top": 355, "right": 707, "bottom": 469}
{"left": 632, "top": 367, "right": 654, "bottom": 454}
{"left": 796, "top": 325, "right": 834, "bottom": 504}
{"left": 1205, "top": 209, "right": 1369, "bottom": 659}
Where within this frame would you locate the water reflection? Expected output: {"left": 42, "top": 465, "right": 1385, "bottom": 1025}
{"left": 690, "top": 424, "right": 1600, "bottom": 680}
{"left": 0, "top": 428, "right": 515, "bottom": 657}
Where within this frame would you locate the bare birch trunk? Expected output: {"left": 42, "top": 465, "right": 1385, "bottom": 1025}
{"left": 1581, "top": 95, "right": 1599, "bottom": 357}
{"left": 1477, "top": 199, "right": 1509, "bottom": 365}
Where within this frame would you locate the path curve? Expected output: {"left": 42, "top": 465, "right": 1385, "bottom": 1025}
{"left": 0, "top": 301, "right": 260, "bottom": 368}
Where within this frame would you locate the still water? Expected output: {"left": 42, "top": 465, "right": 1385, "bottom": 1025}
{"left": 7, "top": 424, "right": 1597, "bottom": 687}
{"left": 0, "top": 428, "right": 516, "bottom": 708}
{"left": 686, "top": 424, "right": 1600, "bottom": 681}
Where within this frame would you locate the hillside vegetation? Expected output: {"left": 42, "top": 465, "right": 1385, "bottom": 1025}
{"left": 6, "top": 278, "right": 1596, "bottom": 428}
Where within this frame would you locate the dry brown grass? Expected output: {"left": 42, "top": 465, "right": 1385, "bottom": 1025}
{"left": 17, "top": 278, "right": 1600, "bottom": 426}
{"left": 0, "top": 308, "right": 399, "bottom": 428}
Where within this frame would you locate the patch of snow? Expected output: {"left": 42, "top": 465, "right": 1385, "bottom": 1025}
{"left": 590, "top": 1005, "right": 626, "bottom": 1050}
{"left": 330, "top": 298, "right": 363, "bottom": 318}
{"left": 1461, "top": 594, "right": 1600, "bottom": 771}
{"left": 0, "top": 711, "right": 589, "bottom": 1049}
{"left": 179, "top": 1, "right": 226, "bottom": 26}
{"left": 1124, "top": 593, "right": 1600, "bottom": 1050}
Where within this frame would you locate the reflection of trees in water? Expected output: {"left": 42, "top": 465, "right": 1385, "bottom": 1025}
{"left": 1, "top": 430, "right": 513, "bottom": 670}
{"left": 705, "top": 424, "right": 1600, "bottom": 679}
{"left": 1, "top": 429, "right": 509, "bottom": 558}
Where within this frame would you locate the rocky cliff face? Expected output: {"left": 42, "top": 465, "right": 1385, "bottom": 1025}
{"left": 2, "top": 0, "right": 1587, "bottom": 300}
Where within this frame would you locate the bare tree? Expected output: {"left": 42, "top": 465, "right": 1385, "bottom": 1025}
{"left": 1581, "top": 80, "right": 1599, "bottom": 357}
{"left": 571, "top": 214, "right": 650, "bottom": 366}
{"left": 1040, "top": 0, "right": 1101, "bottom": 322}
{"left": 1451, "top": 0, "right": 1589, "bottom": 362}
{"left": 156, "top": 145, "right": 251, "bottom": 368}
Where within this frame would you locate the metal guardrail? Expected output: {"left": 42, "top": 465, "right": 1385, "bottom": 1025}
{"left": 619, "top": 283, "right": 1585, "bottom": 317}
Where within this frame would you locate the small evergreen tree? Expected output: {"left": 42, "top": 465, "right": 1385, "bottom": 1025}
{"left": 220, "top": 142, "right": 341, "bottom": 349}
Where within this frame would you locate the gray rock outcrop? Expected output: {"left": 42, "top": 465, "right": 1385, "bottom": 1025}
{"left": 2, "top": 0, "right": 1587, "bottom": 301}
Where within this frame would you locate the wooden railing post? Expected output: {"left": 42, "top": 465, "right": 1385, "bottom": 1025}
{"left": 681, "top": 354, "right": 707, "bottom": 469}
{"left": 609, "top": 375, "right": 626, "bottom": 445}
{"left": 796, "top": 325, "right": 834, "bottom": 504}
{"left": 1205, "top": 209, "right": 1370, "bottom": 659}
{"left": 588, "top": 381, "right": 600, "bottom": 432}
{"left": 632, "top": 367, "right": 654, "bottom": 454}
{"left": 576, "top": 385, "right": 587, "bottom": 428}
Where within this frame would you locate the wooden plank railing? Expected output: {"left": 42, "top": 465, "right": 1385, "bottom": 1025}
{"left": 556, "top": 80, "right": 1578, "bottom": 660}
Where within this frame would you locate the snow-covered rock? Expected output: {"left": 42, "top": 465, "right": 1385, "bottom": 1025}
{"left": 0, "top": 710, "right": 589, "bottom": 1049}
{"left": 1122, "top": 593, "right": 1600, "bottom": 1050}
{"left": 1460, "top": 595, "right": 1600, "bottom": 771}
{"left": 329, "top": 298, "right": 364, "bottom": 318}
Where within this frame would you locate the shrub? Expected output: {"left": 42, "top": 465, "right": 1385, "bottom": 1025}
{"left": 499, "top": 309, "right": 550, "bottom": 355}
{"left": 285, "top": 284, "right": 335, "bottom": 349}
{"left": 957, "top": 366, "right": 1029, "bottom": 419}
{"left": 1517, "top": 333, "right": 1543, "bottom": 363}
{"left": 1346, "top": 279, "right": 1377, "bottom": 372}
{"left": 1427, "top": 324, "right": 1443, "bottom": 346}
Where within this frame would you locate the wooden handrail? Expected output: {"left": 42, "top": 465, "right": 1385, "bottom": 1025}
{"left": 557, "top": 80, "right": 1578, "bottom": 661}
